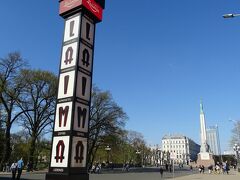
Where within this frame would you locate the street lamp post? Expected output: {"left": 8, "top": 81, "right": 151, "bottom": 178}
{"left": 156, "top": 148, "right": 161, "bottom": 166}
{"left": 105, "top": 146, "right": 111, "bottom": 163}
{"left": 136, "top": 150, "right": 141, "bottom": 167}
{"left": 233, "top": 144, "right": 240, "bottom": 172}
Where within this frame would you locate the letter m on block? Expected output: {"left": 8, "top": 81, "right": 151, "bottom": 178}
{"left": 59, "top": 106, "right": 69, "bottom": 127}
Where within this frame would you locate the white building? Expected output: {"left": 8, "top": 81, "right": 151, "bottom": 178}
{"left": 161, "top": 134, "right": 200, "bottom": 164}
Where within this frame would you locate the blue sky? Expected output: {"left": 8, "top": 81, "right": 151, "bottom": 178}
{"left": 1, "top": 0, "right": 240, "bottom": 151}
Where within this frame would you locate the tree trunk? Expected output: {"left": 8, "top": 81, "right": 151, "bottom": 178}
{"left": 29, "top": 135, "right": 37, "bottom": 168}
{"left": 0, "top": 124, "right": 11, "bottom": 170}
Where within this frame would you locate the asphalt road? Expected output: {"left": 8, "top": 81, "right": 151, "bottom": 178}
{"left": 0, "top": 167, "right": 196, "bottom": 180}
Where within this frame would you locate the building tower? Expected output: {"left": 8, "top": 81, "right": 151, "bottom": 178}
{"left": 206, "top": 125, "right": 221, "bottom": 155}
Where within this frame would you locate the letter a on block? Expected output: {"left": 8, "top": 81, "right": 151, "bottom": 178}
{"left": 61, "top": 42, "right": 78, "bottom": 70}
{"left": 79, "top": 43, "right": 93, "bottom": 72}
{"left": 64, "top": 46, "right": 73, "bottom": 65}
{"left": 74, "top": 141, "right": 84, "bottom": 163}
{"left": 82, "top": 49, "right": 90, "bottom": 67}
{"left": 71, "top": 137, "right": 87, "bottom": 167}
{"left": 55, "top": 140, "right": 65, "bottom": 163}
{"left": 51, "top": 136, "right": 70, "bottom": 167}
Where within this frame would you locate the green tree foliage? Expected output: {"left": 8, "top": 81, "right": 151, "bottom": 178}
{"left": 34, "top": 139, "right": 51, "bottom": 170}
{"left": 10, "top": 131, "right": 30, "bottom": 164}
{"left": 10, "top": 131, "right": 51, "bottom": 170}
{"left": 17, "top": 69, "right": 58, "bottom": 165}
{"left": 126, "top": 130, "right": 147, "bottom": 166}
{"left": 88, "top": 86, "right": 127, "bottom": 167}
{"left": 0, "top": 52, "right": 27, "bottom": 169}
{"left": 92, "top": 130, "right": 148, "bottom": 167}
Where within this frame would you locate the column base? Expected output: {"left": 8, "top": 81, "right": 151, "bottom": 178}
{"left": 45, "top": 173, "right": 89, "bottom": 180}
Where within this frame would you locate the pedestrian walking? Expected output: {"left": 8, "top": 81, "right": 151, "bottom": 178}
{"left": 16, "top": 158, "right": 24, "bottom": 180}
{"left": 6, "top": 162, "right": 10, "bottom": 172}
{"left": 159, "top": 166, "right": 164, "bottom": 178}
{"left": 169, "top": 164, "right": 172, "bottom": 173}
{"left": 124, "top": 162, "right": 130, "bottom": 172}
{"left": 10, "top": 162, "right": 18, "bottom": 180}
{"left": 190, "top": 165, "right": 193, "bottom": 171}
{"left": 225, "top": 161, "right": 230, "bottom": 174}
{"left": 198, "top": 165, "right": 202, "bottom": 173}
{"left": 208, "top": 165, "right": 213, "bottom": 174}
{"left": 165, "top": 163, "right": 168, "bottom": 171}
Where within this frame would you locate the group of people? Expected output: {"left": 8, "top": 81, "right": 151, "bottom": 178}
{"left": 122, "top": 162, "right": 130, "bottom": 172}
{"left": 90, "top": 163, "right": 102, "bottom": 174}
{"left": 198, "top": 161, "right": 230, "bottom": 175}
{"left": 198, "top": 165, "right": 205, "bottom": 173}
{"left": 207, "top": 161, "right": 230, "bottom": 174}
{"left": 165, "top": 163, "right": 173, "bottom": 172}
{"left": 10, "top": 158, "right": 24, "bottom": 180}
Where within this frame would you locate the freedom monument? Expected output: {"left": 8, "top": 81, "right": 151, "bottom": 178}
{"left": 196, "top": 101, "right": 215, "bottom": 167}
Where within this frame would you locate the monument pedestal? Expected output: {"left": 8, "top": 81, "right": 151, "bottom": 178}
{"left": 196, "top": 152, "right": 215, "bottom": 167}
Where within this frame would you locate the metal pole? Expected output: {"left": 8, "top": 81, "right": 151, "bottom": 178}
{"left": 172, "top": 159, "right": 175, "bottom": 179}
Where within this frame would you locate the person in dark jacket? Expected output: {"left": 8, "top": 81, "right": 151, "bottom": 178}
{"left": 159, "top": 166, "right": 164, "bottom": 178}
{"left": 10, "top": 162, "right": 18, "bottom": 180}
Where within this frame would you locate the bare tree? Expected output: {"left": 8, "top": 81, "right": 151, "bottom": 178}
{"left": 88, "top": 86, "right": 127, "bottom": 167}
{"left": 127, "top": 130, "right": 145, "bottom": 148}
{"left": 0, "top": 52, "right": 27, "bottom": 169}
{"left": 17, "top": 69, "right": 57, "bottom": 164}
{"left": 230, "top": 120, "right": 240, "bottom": 146}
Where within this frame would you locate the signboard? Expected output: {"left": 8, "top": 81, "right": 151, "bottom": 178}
{"left": 59, "top": 0, "right": 103, "bottom": 21}
{"left": 200, "top": 153, "right": 210, "bottom": 160}
{"left": 170, "top": 152, "right": 176, "bottom": 160}
{"left": 46, "top": 1, "right": 104, "bottom": 179}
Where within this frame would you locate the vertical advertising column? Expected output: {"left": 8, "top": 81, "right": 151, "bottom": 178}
{"left": 46, "top": 1, "right": 104, "bottom": 180}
